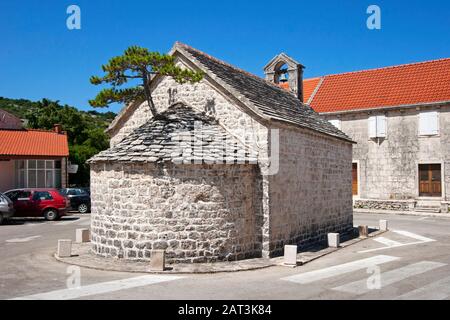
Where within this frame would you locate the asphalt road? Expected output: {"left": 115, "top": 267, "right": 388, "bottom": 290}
{"left": 0, "top": 212, "right": 449, "bottom": 300}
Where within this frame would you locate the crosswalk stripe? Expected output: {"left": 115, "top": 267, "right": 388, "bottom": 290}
{"left": 358, "top": 230, "right": 436, "bottom": 253}
{"left": 332, "top": 261, "right": 446, "bottom": 295}
{"left": 10, "top": 275, "right": 183, "bottom": 300}
{"left": 391, "top": 230, "right": 435, "bottom": 243}
{"left": 281, "top": 255, "right": 399, "bottom": 284}
{"left": 396, "top": 275, "right": 450, "bottom": 300}
{"left": 373, "top": 237, "right": 402, "bottom": 247}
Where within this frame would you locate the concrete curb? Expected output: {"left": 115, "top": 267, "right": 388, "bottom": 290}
{"left": 54, "top": 244, "right": 276, "bottom": 274}
{"left": 53, "top": 229, "right": 385, "bottom": 274}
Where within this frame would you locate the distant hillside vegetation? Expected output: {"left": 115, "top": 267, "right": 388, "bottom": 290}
{"left": 0, "top": 97, "right": 117, "bottom": 187}
{"left": 0, "top": 97, "right": 116, "bottom": 124}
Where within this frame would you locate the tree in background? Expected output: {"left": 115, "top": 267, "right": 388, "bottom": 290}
{"left": 89, "top": 46, "right": 203, "bottom": 117}
{"left": 25, "top": 98, "right": 112, "bottom": 186}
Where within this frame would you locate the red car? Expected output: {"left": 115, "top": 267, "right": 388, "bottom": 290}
{"left": 4, "top": 188, "right": 71, "bottom": 221}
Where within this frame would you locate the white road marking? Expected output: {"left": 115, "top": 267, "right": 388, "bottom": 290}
{"left": 10, "top": 274, "right": 183, "bottom": 300}
{"left": 5, "top": 235, "right": 42, "bottom": 243}
{"left": 358, "top": 229, "right": 436, "bottom": 253}
{"left": 373, "top": 237, "right": 402, "bottom": 247}
{"left": 396, "top": 275, "right": 450, "bottom": 300}
{"left": 281, "top": 255, "right": 399, "bottom": 284}
{"left": 332, "top": 261, "right": 446, "bottom": 295}
{"left": 56, "top": 217, "right": 87, "bottom": 226}
{"left": 391, "top": 230, "right": 435, "bottom": 243}
{"left": 358, "top": 241, "right": 431, "bottom": 253}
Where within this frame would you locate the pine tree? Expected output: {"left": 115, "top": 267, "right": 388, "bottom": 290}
{"left": 89, "top": 46, "right": 203, "bottom": 118}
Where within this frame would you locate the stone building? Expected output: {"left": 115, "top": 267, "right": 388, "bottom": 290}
{"left": 303, "top": 58, "right": 450, "bottom": 213}
{"left": 88, "top": 42, "right": 354, "bottom": 263}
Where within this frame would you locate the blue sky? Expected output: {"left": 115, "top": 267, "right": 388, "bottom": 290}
{"left": 0, "top": 0, "right": 449, "bottom": 113}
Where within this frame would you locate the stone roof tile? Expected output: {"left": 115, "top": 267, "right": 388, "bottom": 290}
{"left": 176, "top": 42, "right": 352, "bottom": 142}
{"left": 88, "top": 104, "right": 258, "bottom": 164}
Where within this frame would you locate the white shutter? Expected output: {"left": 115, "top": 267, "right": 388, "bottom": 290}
{"left": 368, "top": 116, "right": 377, "bottom": 138}
{"left": 329, "top": 119, "right": 341, "bottom": 130}
{"left": 376, "top": 115, "right": 386, "bottom": 137}
{"left": 419, "top": 111, "right": 438, "bottom": 135}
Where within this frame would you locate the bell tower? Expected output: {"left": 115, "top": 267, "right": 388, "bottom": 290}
{"left": 263, "top": 53, "right": 305, "bottom": 102}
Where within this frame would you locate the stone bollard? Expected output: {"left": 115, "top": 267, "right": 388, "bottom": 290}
{"left": 150, "top": 250, "right": 166, "bottom": 271}
{"left": 379, "top": 220, "right": 388, "bottom": 231}
{"left": 283, "top": 245, "right": 298, "bottom": 267}
{"left": 327, "top": 233, "right": 340, "bottom": 248}
{"left": 358, "top": 225, "right": 369, "bottom": 238}
{"left": 76, "top": 228, "right": 90, "bottom": 243}
{"left": 57, "top": 239, "right": 72, "bottom": 258}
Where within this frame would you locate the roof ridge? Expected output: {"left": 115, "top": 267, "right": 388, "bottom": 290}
{"left": 175, "top": 41, "right": 293, "bottom": 94}
{"left": 26, "top": 128, "right": 66, "bottom": 134}
{"left": 307, "top": 77, "right": 325, "bottom": 105}
{"left": 306, "top": 57, "right": 450, "bottom": 80}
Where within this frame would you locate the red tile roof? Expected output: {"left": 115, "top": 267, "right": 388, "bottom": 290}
{"left": 278, "top": 78, "right": 322, "bottom": 103}
{"left": 303, "top": 77, "right": 322, "bottom": 103}
{"left": 0, "top": 129, "right": 69, "bottom": 157}
{"left": 306, "top": 58, "right": 450, "bottom": 113}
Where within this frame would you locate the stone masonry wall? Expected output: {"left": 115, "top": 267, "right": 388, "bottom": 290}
{"left": 267, "top": 124, "right": 354, "bottom": 256}
{"left": 90, "top": 162, "right": 262, "bottom": 263}
{"left": 353, "top": 199, "right": 415, "bottom": 211}
{"left": 326, "top": 104, "right": 450, "bottom": 201}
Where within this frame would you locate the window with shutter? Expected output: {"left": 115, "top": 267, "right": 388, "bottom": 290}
{"left": 368, "top": 116, "right": 377, "bottom": 138}
{"left": 329, "top": 119, "right": 341, "bottom": 130}
{"left": 419, "top": 111, "right": 439, "bottom": 136}
{"left": 368, "top": 115, "right": 386, "bottom": 138}
{"left": 376, "top": 115, "right": 386, "bottom": 137}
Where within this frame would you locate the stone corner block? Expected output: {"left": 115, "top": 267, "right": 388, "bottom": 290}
{"left": 57, "top": 239, "right": 72, "bottom": 258}
{"left": 283, "top": 245, "right": 298, "bottom": 266}
{"left": 150, "top": 250, "right": 166, "bottom": 271}
{"left": 327, "top": 233, "right": 340, "bottom": 248}
{"left": 379, "top": 220, "right": 388, "bottom": 231}
{"left": 358, "top": 225, "right": 369, "bottom": 238}
{"left": 441, "top": 202, "right": 449, "bottom": 213}
{"left": 76, "top": 228, "right": 90, "bottom": 243}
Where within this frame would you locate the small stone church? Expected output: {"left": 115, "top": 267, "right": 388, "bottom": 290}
{"left": 88, "top": 42, "right": 354, "bottom": 263}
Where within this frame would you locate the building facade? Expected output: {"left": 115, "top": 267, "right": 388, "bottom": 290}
{"left": 0, "top": 111, "right": 69, "bottom": 192}
{"left": 88, "top": 42, "right": 354, "bottom": 263}
{"left": 303, "top": 58, "right": 450, "bottom": 213}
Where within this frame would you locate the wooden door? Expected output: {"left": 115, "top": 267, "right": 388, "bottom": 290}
{"left": 419, "top": 164, "right": 441, "bottom": 197}
{"left": 352, "top": 163, "right": 358, "bottom": 196}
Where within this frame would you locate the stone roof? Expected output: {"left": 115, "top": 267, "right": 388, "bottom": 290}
{"left": 88, "top": 104, "right": 258, "bottom": 164}
{"left": 175, "top": 42, "right": 352, "bottom": 142}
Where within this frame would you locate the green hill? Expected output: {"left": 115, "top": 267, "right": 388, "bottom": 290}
{"left": 0, "top": 97, "right": 116, "bottom": 125}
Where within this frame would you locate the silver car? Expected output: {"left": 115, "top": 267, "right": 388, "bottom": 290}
{"left": 0, "top": 192, "right": 14, "bottom": 224}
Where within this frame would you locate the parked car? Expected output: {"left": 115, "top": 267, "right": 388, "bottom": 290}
{"left": 4, "top": 188, "right": 71, "bottom": 221}
{"left": 59, "top": 188, "right": 91, "bottom": 213}
{"left": 0, "top": 192, "right": 14, "bottom": 224}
